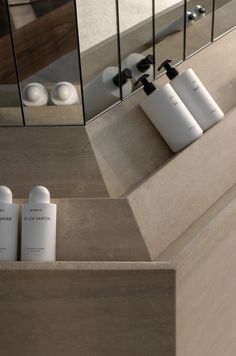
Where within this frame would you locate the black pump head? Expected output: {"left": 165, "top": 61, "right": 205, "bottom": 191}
{"left": 113, "top": 68, "right": 132, "bottom": 87}
{"left": 157, "top": 59, "right": 179, "bottom": 80}
{"left": 135, "top": 74, "right": 156, "bottom": 96}
{"left": 137, "top": 54, "right": 155, "bottom": 73}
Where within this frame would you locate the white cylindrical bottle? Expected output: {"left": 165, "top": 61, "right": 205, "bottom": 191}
{"left": 121, "top": 53, "right": 154, "bottom": 85}
{"left": 137, "top": 75, "right": 203, "bottom": 152}
{"left": 0, "top": 186, "right": 19, "bottom": 261}
{"left": 21, "top": 186, "right": 57, "bottom": 261}
{"left": 158, "top": 60, "right": 224, "bottom": 131}
{"left": 83, "top": 67, "right": 132, "bottom": 120}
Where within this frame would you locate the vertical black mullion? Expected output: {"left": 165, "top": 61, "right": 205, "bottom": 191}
{"left": 5, "top": 0, "right": 26, "bottom": 126}
{"left": 115, "top": 0, "right": 123, "bottom": 101}
{"left": 183, "top": 0, "right": 187, "bottom": 60}
{"left": 73, "top": 0, "right": 86, "bottom": 125}
{"left": 211, "top": 0, "right": 216, "bottom": 42}
{"left": 152, "top": 0, "right": 156, "bottom": 79}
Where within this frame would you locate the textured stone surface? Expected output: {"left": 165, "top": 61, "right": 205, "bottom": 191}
{"left": 54, "top": 198, "right": 150, "bottom": 261}
{"left": 0, "top": 268, "right": 175, "bottom": 356}
{"left": 128, "top": 106, "right": 236, "bottom": 259}
{"left": 0, "top": 126, "right": 108, "bottom": 198}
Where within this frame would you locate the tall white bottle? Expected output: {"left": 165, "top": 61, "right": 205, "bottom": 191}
{"left": 83, "top": 67, "right": 132, "bottom": 120}
{"left": 0, "top": 186, "right": 19, "bottom": 261}
{"left": 121, "top": 54, "right": 154, "bottom": 85}
{"left": 21, "top": 186, "right": 57, "bottom": 261}
{"left": 137, "top": 75, "right": 203, "bottom": 152}
{"left": 158, "top": 60, "right": 224, "bottom": 131}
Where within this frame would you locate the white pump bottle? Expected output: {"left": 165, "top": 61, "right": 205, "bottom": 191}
{"left": 21, "top": 186, "right": 57, "bottom": 261}
{"left": 158, "top": 60, "right": 224, "bottom": 131}
{"left": 0, "top": 186, "right": 19, "bottom": 261}
{"left": 137, "top": 75, "right": 203, "bottom": 152}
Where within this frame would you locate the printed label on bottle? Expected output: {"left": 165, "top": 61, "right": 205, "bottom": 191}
{"left": 191, "top": 79, "right": 200, "bottom": 91}
{"left": 169, "top": 95, "right": 178, "bottom": 106}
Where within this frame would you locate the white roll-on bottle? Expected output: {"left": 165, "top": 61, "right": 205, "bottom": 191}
{"left": 137, "top": 75, "right": 203, "bottom": 152}
{"left": 51, "top": 82, "right": 79, "bottom": 105}
{"left": 158, "top": 60, "right": 224, "bottom": 131}
{"left": 22, "top": 83, "right": 48, "bottom": 107}
{"left": 21, "top": 186, "right": 57, "bottom": 261}
{"left": 121, "top": 54, "right": 154, "bottom": 85}
{"left": 0, "top": 186, "right": 19, "bottom": 261}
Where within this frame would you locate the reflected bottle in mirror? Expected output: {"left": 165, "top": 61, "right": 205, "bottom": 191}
{"left": 83, "top": 67, "right": 133, "bottom": 120}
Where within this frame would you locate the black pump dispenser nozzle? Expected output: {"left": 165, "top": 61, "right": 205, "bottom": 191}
{"left": 113, "top": 68, "right": 132, "bottom": 87}
{"left": 135, "top": 74, "right": 156, "bottom": 96}
{"left": 136, "top": 54, "right": 154, "bottom": 73}
{"left": 158, "top": 59, "right": 179, "bottom": 80}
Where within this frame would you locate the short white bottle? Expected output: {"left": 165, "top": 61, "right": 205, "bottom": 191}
{"left": 21, "top": 186, "right": 57, "bottom": 261}
{"left": 0, "top": 186, "right": 19, "bottom": 261}
{"left": 158, "top": 60, "right": 224, "bottom": 131}
{"left": 137, "top": 75, "right": 203, "bottom": 152}
{"left": 51, "top": 82, "right": 79, "bottom": 105}
{"left": 121, "top": 53, "right": 154, "bottom": 85}
{"left": 22, "top": 83, "right": 48, "bottom": 107}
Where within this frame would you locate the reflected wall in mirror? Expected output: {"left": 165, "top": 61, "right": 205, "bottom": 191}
{"left": 186, "top": 1, "right": 212, "bottom": 57}
{"left": 0, "top": 0, "right": 23, "bottom": 126}
{"left": 8, "top": 0, "right": 83, "bottom": 126}
{"left": 118, "top": 0, "right": 154, "bottom": 98}
{"left": 77, "top": 0, "right": 121, "bottom": 122}
{"left": 154, "top": 0, "right": 184, "bottom": 77}
{"left": 214, "top": 0, "right": 236, "bottom": 38}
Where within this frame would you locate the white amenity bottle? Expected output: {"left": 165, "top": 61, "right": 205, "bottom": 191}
{"left": 21, "top": 186, "right": 57, "bottom": 261}
{"left": 137, "top": 74, "right": 203, "bottom": 152}
{"left": 121, "top": 53, "right": 154, "bottom": 85}
{"left": 158, "top": 59, "right": 224, "bottom": 131}
{"left": 0, "top": 186, "right": 19, "bottom": 261}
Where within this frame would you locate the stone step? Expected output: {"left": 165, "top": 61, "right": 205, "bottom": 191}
{"left": 15, "top": 198, "right": 150, "bottom": 262}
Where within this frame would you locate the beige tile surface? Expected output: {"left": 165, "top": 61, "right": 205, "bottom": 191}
{"left": 0, "top": 268, "right": 175, "bottom": 356}
{"left": 86, "top": 94, "right": 172, "bottom": 198}
{"left": 0, "top": 126, "right": 108, "bottom": 198}
{"left": 175, "top": 186, "right": 236, "bottom": 356}
{"left": 128, "top": 106, "right": 236, "bottom": 259}
{"left": 54, "top": 198, "right": 151, "bottom": 261}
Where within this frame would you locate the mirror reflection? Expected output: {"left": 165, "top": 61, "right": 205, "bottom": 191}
{"left": 77, "top": 0, "right": 121, "bottom": 122}
{"left": 186, "top": 1, "right": 212, "bottom": 57}
{"left": 154, "top": 0, "right": 184, "bottom": 76}
{"left": 119, "top": 0, "right": 154, "bottom": 97}
{"left": 214, "top": 0, "right": 236, "bottom": 39}
{"left": 0, "top": 0, "right": 23, "bottom": 126}
{"left": 8, "top": 0, "right": 83, "bottom": 125}
{"left": 0, "top": 0, "right": 233, "bottom": 126}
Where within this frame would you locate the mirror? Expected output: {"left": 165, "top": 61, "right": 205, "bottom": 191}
{"left": 118, "top": 0, "right": 154, "bottom": 98}
{"left": 0, "top": 0, "right": 23, "bottom": 126}
{"left": 214, "top": 0, "right": 236, "bottom": 39}
{"left": 154, "top": 0, "right": 184, "bottom": 76}
{"left": 0, "top": 0, "right": 233, "bottom": 126}
{"left": 77, "top": 0, "right": 121, "bottom": 122}
{"left": 186, "top": 1, "right": 212, "bottom": 57}
{"left": 8, "top": 0, "right": 83, "bottom": 126}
